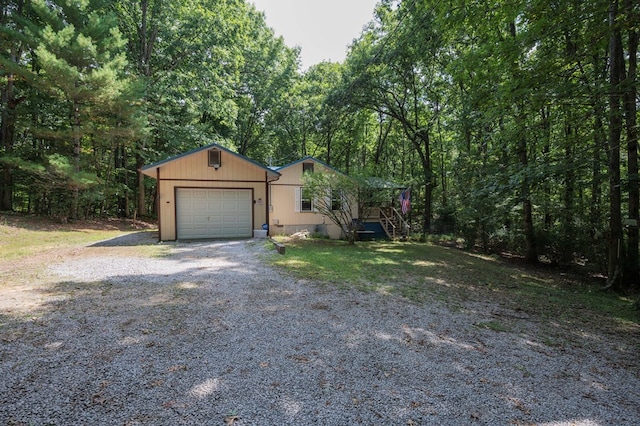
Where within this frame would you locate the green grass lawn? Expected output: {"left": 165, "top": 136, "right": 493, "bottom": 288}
{"left": 269, "top": 238, "right": 639, "bottom": 332}
{"left": 0, "top": 215, "right": 161, "bottom": 261}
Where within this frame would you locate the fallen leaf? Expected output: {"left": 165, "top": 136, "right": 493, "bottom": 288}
{"left": 1, "top": 331, "right": 24, "bottom": 342}
{"left": 92, "top": 392, "right": 107, "bottom": 405}
{"left": 509, "top": 397, "right": 531, "bottom": 414}
{"left": 167, "top": 364, "right": 187, "bottom": 372}
{"left": 288, "top": 354, "right": 310, "bottom": 363}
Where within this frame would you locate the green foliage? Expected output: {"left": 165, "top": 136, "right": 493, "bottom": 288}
{"left": 302, "top": 171, "right": 367, "bottom": 244}
{"left": 1, "top": 0, "right": 142, "bottom": 217}
{"left": 1, "top": 0, "right": 298, "bottom": 218}
{"left": 233, "top": 5, "right": 298, "bottom": 160}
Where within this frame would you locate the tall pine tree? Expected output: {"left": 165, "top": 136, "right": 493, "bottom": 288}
{"left": 28, "top": 0, "right": 134, "bottom": 219}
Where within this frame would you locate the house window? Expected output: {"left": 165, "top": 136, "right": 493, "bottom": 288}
{"left": 208, "top": 149, "right": 221, "bottom": 168}
{"left": 302, "top": 162, "right": 314, "bottom": 174}
{"left": 295, "top": 187, "right": 314, "bottom": 212}
{"left": 331, "top": 189, "right": 342, "bottom": 211}
{"left": 301, "top": 187, "right": 313, "bottom": 211}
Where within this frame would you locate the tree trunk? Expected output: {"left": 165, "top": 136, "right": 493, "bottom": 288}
{"left": 116, "top": 142, "right": 127, "bottom": 218}
{"left": 325, "top": 126, "right": 332, "bottom": 165}
{"left": 624, "top": 0, "right": 639, "bottom": 287}
{"left": 516, "top": 110, "right": 538, "bottom": 263}
{"left": 373, "top": 113, "right": 392, "bottom": 166}
{"left": 591, "top": 100, "right": 606, "bottom": 236}
{"left": 0, "top": 74, "right": 17, "bottom": 211}
{"left": 606, "top": 0, "right": 625, "bottom": 290}
{"left": 71, "top": 100, "right": 81, "bottom": 220}
{"left": 541, "top": 106, "right": 552, "bottom": 230}
{"left": 589, "top": 47, "right": 608, "bottom": 238}
{"left": 135, "top": 0, "right": 159, "bottom": 217}
{"left": 562, "top": 113, "right": 575, "bottom": 264}
{"left": 137, "top": 153, "right": 146, "bottom": 216}
{"left": 423, "top": 178, "right": 432, "bottom": 236}
{"left": 509, "top": 20, "right": 537, "bottom": 263}
{"left": 414, "top": 130, "right": 432, "bottom": 237}
{"left": 0, "top": 0, "right": 24, "bottom": 211}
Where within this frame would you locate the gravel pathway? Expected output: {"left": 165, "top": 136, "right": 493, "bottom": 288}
{"left": 1, "top": 235, "right": 639, "bottom": 425}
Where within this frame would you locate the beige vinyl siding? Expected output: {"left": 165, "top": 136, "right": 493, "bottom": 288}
{"left": 269, "top": 160, "right": 344, "bottom": 239}
{"left": 153, "top": 149, "right": 270, "bottom": 241}
{"left": 157, "top": 149, "right": 266, "bottom": 182}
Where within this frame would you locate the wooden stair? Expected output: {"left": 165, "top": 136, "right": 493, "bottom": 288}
{"left": 379, "top": 208, "right": 409, "bottom": 240}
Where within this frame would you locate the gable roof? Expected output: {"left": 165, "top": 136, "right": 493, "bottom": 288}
{"left": 274, "top": 156, "right": 346, "bottom": 175}
{"left": 141, "top": 142, "right": 280, "bottom": 179}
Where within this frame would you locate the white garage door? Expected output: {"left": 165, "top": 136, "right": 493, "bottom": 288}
{"left": 176, "top": 188, "right": 252, "bottom": 239}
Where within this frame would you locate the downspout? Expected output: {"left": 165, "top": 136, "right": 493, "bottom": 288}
{"left": 265, "top": 171, "right": 270, "bottom": 236}
{"left": 156, "top": 167, "right": 161, "bottom": 242}
{"left": 266, "top": 171, "right": 280, "bottom": 237}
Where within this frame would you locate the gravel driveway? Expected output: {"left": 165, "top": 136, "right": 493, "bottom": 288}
{"left": 1, "top": 234, "right": 639, "bottom": 425}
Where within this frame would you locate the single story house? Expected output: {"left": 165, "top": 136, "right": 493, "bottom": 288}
{"left": 142, "top": 143, "right": 405, "bottom": 241}
{"left": 269, "top": 156, "right": 354, "bottom": 240}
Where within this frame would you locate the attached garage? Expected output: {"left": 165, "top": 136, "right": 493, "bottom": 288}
{"left": 141, "top": 143, "right": 281, "bottom": 241}
{"left": 176, "top": 188, "right": 252, "bottom": 239}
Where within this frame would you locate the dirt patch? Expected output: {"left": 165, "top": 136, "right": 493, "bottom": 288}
{"left": 0, "top": 212, "right": 156, "bottom": 231}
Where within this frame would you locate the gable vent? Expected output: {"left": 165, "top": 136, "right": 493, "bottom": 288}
{"left": 208, "top": 148, "right": 221, "bottom": 169}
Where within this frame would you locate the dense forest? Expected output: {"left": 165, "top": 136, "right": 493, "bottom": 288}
{"left": 1, "top": 0, "right": 638, "bottom": 289}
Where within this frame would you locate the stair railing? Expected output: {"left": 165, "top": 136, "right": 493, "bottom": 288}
{"left": 379, "top": 208, "right": 396, "bottom": 239}
{"left": 391, "top": 207, "right": 410, "bottom": 237}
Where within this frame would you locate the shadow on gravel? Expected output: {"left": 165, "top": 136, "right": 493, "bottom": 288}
{"left": 90, "top": 231, "right": 158, "bottom": 247}
{"left": 5, "top": 266, "right": 639, "bottom": 426}
{"left": 3, "top": 240, "right": 640, "bottom": 426}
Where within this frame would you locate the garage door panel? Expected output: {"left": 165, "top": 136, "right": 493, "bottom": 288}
{"left": 193, "top": 200, "right": 208, "bottom": 209}
{"left": 208, "top": 214, "right": 223, "bottom": 224}
{"left": 176, "top": 188, "right": 252, "bottom": 239}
